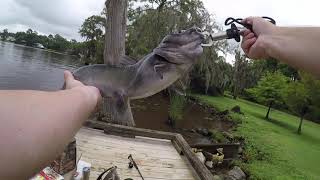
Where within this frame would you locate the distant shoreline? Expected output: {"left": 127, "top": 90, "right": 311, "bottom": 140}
{"left": 0, "top": 41, "right": 79, "bottom": 58}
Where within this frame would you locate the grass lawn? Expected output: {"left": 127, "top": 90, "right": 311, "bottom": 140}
{"left": 196, "top": 95, "right": 320, "bottom": 180}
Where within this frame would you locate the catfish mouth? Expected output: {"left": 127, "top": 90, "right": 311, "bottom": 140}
{"left": 161, "top": 28, "right": 205, "bottom": 46}
{"left": 154, "top": 43, "right": 203, "bottom": 65}
{"left": 153, "top": 28, "right": 204, "bottom": 64}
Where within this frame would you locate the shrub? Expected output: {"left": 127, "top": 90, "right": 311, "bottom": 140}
{"left": 168, "top": 94, "right": 186, "bottom": 122}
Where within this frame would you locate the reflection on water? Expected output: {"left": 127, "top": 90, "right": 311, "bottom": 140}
{"left": 0, "top": 41, "right": 81, "bottom": 91}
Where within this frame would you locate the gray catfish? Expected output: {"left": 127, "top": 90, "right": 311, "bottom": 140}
{"left": 72, "top": 28, "right": 204, "bottom": 126}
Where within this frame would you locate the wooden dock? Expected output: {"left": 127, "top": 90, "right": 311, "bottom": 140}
{"left": 74, "top": 121, "right": 214, "bottom": 180}
{"left": 77, "top": 128, "right": 197, "bottom": 179}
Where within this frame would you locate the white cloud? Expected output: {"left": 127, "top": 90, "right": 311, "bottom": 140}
{"left": 1, "top": 0, "right": 320, "bottom": 54}
{"left": 202, "top": 0, "right": 320, "bottom": 27}
{"left": 0, "top": 0, "right": 105, "bottom": 40}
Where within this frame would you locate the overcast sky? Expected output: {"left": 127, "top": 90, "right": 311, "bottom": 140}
{"left": 0, "top": 0, "right": 105, "bottom": 41}
{"left": 1, "top": 0, "right": 320, "bottom": 41}
{"left": 203, "top": 0, "right": 320, "bottom": 27}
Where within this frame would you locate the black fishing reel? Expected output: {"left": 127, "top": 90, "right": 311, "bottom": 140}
{"left": 201, "top": 16, "right": 276, "bottom": 46}
{"left": 224, "top": 16, "right": 276, "bottom": 42}
{"left": 226, "top": 23, "right": 242, "bottom": 42}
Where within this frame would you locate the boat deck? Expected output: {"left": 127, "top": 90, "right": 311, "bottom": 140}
{"left": 76, "top": 128, "right": 198, "bottom": 180}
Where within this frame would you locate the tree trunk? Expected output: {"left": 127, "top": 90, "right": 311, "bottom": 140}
{"left": 104, "top": 0, "right": 127, "bottom": 65}
{"left": 297, "top": 114, "right": 304, "bottom": 135}
{"left": 265, "top": 101, "right": 273, "bottom": 120}
{"left": 103, "top": 0, "right": 135, "bottom": 126}
{"left": 297, "top": 107, "right": 308, "bottom": 135}
{"left": 232, "top": 86, "right": 238, "bottom": 100}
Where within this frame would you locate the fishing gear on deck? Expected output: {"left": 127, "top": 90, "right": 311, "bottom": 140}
{"left": 128, "top": 154, "right": 144, "bottom": 180}
{"left": 97, "top": 166, "right": 120, "bottom": 180}
{"left": 201, "top": 16, "right": 276, "bottom": 47}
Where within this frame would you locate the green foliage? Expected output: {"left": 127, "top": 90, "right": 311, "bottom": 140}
{"left": 168, "top": 94, "right": 186, "bottom": 122}
{"left": 197, "top": 95, "right": 320, "bottom": 179}
{"left": 232, "top": 50, "right": 250, "bottom": 99}
{"left": 127, "top": 0, "right": 216, "bottom": 58}
{"left": 47, "top": 34, "right": 71, "bottom": 52}
{"left": 299, "top": 72, "right": 320, "bottom": 122}
{"left": 1, "top": 16, "right": 105, "bottom": 61}
{"left": 307, "top": 106, "right": 320, "bottom": 123}
{"left": 94, "top": 39, "right": 105, "bottom": 64}
{"left": 79, "top": 15, "right": 106, "bottom": 63}
{"left": 2, "top": 28, "right": 74, "bottom": 54}
{"left": 0, "top": 29, "right": 9, "bottom": 41}
{"left": 246, "top": 71, "right": 289, "bottom": 108}
{"left": 256, "top": 58, "right": 299, "bottom": 80}
{"left": 190, "top": 49, "right": 232, "bottom": 95}
{"left": 300, "top": 72, "right": 320, "bottom": 107}
{"left": 242, "top": 68, "right": 319, "bottom": 123}
{"left": 231, "top": 59, "right": 268, "bottom": 100}
{"left": 127, "top": 0, "right": 230, "bottom": 95}
{"left": 229, "top": 112, "right": 243, "bottom": 124}
{"left": 79, "top": 15, "right": 105, "bottom": 41}
{"left": 278, "top": 63, "right": 299, "bottom": 80}
{"left": 69, "top": 40, "right": 85, "bottom": 56}
{"left": 238, "top": 59, "right": 299, "bottom": 98}
{"left": 283, "top": 81, "right": 309, "bottom": 116}
{"left": 283, "top": 80, "right": 310, "bottom": 134}
{"left": 14, "top": 29, "right": 40, "bottom": 47}
{"left": 210, "top": 129, "right": 227, "bottom": 143}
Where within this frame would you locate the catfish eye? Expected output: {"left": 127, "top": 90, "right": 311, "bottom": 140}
{"left": 178, "top": 30, "right": 186, "bottom": 33}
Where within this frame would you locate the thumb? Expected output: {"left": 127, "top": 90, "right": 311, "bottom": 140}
{"left": 64, "top": 71, "right": 74, "bottom": 82}
{"left": 243, "top": 16, "right": 255, "bottom": 25}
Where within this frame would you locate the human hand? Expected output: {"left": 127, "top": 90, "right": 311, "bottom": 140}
{"left": 241, "top": 17, "right": 277, "bottom": 59}
{"left": 64, "top": 71, "right": 102, "bottom": 107}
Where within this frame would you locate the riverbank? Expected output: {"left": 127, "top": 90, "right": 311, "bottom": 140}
{"left": 101, "top": 93, "right": 237, "bottom": 145}
{"left": 196, "top": 95, "right": 320, "bottom": 179}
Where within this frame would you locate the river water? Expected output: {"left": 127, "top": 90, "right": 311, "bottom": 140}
{"left": 0, "top": 41, "right": 80, "bottom": 91}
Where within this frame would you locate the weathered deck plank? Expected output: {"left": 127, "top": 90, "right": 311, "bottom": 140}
{"left": 77, "top": 133, "right": 177, "bottom": 153}
{"left": 76, "top": 128, "right": 197, "bottom": 180}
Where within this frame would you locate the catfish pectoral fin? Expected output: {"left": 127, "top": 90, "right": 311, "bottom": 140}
{"left": 104, "top": 93, "right": 135, "bottom": 126}
{"left": 154, "top": 64, "right": 167, "bottom": 80}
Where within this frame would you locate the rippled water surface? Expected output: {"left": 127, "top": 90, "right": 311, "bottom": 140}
{"left": 0, "top": 41, "right": 81, "bottom": 91}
